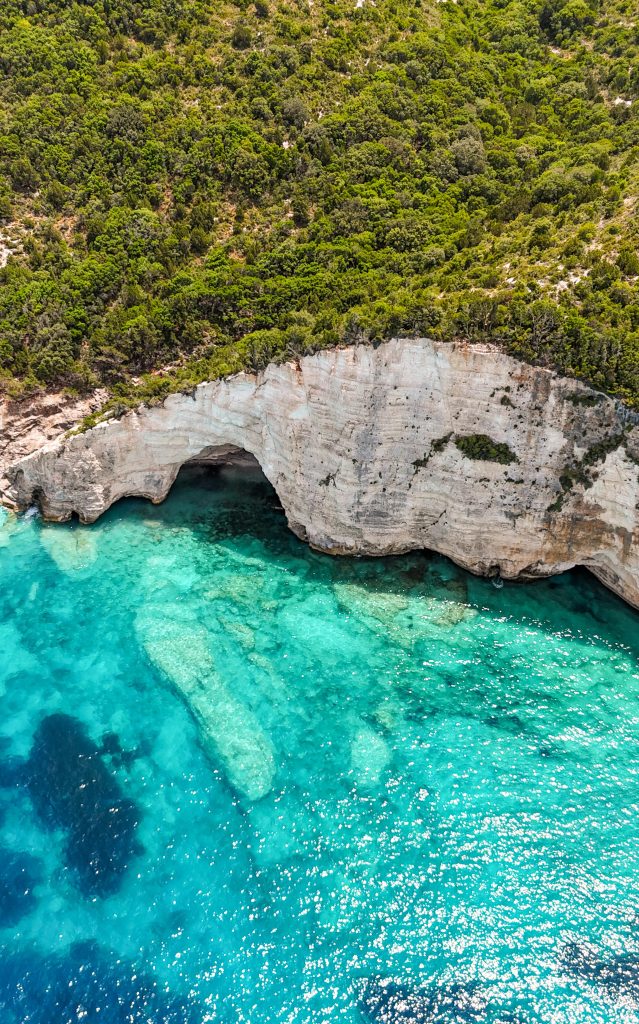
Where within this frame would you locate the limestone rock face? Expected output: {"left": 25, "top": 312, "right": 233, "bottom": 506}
{"left": 0, "top": 388, "right": 106, "bottom": 505}
{"left": 4, "top": 339, "right": 639, "bottom": 608}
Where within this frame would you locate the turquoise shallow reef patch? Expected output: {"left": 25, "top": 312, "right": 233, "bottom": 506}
{"left": 0, "top": 464, "right": 638, "bottom": 1023}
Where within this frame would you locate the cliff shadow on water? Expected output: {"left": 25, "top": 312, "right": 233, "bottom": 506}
{"left": 91, "top": 457, "right": 639, "bottom": 743}
{"left": 135, "top": 455, "right": 639, "bottom": 643}
{"left": 43, "top": 448, "right": 639, "bottom": 657}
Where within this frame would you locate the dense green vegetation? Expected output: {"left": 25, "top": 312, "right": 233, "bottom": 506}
{"left": 455, "top": 433, "right": 519, "bottom": 464}
{"left": 0, "top": 0, "right": 638, "bottom": 413}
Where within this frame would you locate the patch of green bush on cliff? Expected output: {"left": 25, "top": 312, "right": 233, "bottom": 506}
{"left": 455, "top": 434, "right": 519, "bottom": 465}
{"left": 0, "top": 0, "right": 638, "bottom": 407}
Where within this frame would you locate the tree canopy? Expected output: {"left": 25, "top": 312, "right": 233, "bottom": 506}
{"left": 0, "top": 0, "right": 638, "bottom": 410}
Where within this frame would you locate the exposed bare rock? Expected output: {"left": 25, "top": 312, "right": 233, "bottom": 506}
{"left": 0, "top": 389, "right": 107, "bottom": 505}
{"left": 4, "top": 339, "right": 639, "bottom": 608}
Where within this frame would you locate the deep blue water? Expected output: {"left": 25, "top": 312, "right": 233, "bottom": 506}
{"left": 0, "top": 463, "right": 638, "bottom": 1023}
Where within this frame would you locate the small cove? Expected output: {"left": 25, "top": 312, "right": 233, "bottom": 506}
{"left": 0, "top": 462, "right": 638, "bottom": 1023}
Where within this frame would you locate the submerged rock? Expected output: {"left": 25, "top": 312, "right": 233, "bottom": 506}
{"left": 136, "top": 608, "right": 276, "bottom": 801}
{"left": 372, "top": 694, "right": 405, "bottom": 732}
{"left": 0, "top": 940, "right": 200, "bottom": 1023}
{"left": 222, "top": 620, "right": 256, "bottom": 651}
{"left": 0, "top": 848, "right": 41, "bottom": 927}
{"left": 334, "top": 582, "right": 410, "bottom": 630}
{"left": 350, "top": 721, "right": 391, "bottom": 787}
{"left": 39, "top": 525, "right": 98, "bottom": 574}
{"left": 359, "top": 977, "right": 488, "bottom": 1023}
{"left": 334, "top": 577, "right": 475, "bottom": 646}
{"left": 560, "top": 941, "right": 639, "bottom": 1003}
{"left": 99, "top": 731, "right": 141, "bottom": 771}
{"left": 429, "top": 576, "right": 476, "bottom": 629}
{"left": 24, "top": 713, "right": 141, "bottom": 897}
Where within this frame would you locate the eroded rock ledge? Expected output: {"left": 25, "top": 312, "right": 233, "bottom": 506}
{"left": 4, "top": 338, "right": 639, "bottom": 609}
{"left": 0, "top": 388, "right": 106, "bottom": 503}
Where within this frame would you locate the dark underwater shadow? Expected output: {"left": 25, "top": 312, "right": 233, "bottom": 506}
{"left": 0, "top": 940, "right": 202, "bottom": 1024}
{"left": 2, "top": 713, "right": 144, "bottom": 899}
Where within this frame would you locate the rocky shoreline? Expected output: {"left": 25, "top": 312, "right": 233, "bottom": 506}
{"left": 2, "top": 338, "right": 638, "bottom": 609}
{"left": 0, "top": 388, "right": 106, "bottom": 507}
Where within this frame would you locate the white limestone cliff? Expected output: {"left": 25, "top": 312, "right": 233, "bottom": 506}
{"left": 4, "top": 338, "right": 639, "bottom": 608}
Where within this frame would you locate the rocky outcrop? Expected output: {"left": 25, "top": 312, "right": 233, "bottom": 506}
{"left": 135, "top": 606, "right": 276, "bottom": 801}
{"left": 4, "top": 338, "right": 639, "bottom": 608}
{"left": 0, "top": 388, "right": 106, "bottom": 504}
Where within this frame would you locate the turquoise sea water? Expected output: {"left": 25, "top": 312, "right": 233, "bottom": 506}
{"left": 0, "top": 463, "right": 638, "bottom": 1024}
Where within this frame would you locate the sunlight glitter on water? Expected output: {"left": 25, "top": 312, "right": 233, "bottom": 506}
{"left": 0, "top": 463, "right": 638, "bottom": 1023}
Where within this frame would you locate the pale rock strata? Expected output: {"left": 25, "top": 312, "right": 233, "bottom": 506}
{"left": 4, "top": 338, "right": 639, "bottom": 608}
{"left": 0, "top": 388, "right": 106, "bottom": 504}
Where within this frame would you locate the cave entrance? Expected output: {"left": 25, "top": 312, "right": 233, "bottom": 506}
{"left": 176, "top": 444, "right": 275, "bottom": 496}
{"left": 170, "top": 445, "right": 287, "bottom": 544}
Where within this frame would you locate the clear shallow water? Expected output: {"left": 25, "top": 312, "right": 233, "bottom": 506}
{"left": 0, "top": 464, "right": 638, "bottom": 1024}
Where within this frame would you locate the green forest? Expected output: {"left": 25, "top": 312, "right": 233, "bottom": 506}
{"left": 0, "top": 0, "right": 638, "bottom": 414}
